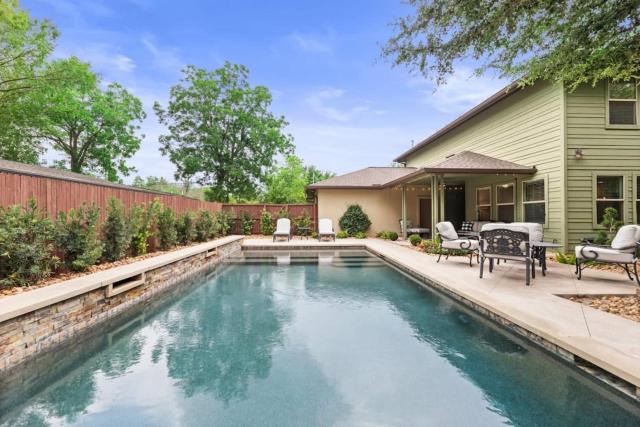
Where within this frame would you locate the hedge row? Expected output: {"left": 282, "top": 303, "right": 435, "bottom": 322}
{"left": 0, "top": 198, "right": 232, "bottom": 288}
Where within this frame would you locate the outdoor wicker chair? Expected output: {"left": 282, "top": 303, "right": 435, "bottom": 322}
{"left": 435, "top": 221, "right": 479, "bottom": 267}
{"left": 479, "top": 227, "right": 532, "bottom": 285}
{"left": 574, "top": 225, "right": 640, "bottom": 285}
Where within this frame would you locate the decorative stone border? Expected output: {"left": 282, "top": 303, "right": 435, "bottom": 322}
{"left": 0, "top": 236, "right": 243, "bottom": 373}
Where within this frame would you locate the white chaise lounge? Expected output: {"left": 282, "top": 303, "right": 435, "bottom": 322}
{"left": 318, "top": 218, "right": 336, "bottom": 241}
{"left": 575, "top": 225, "right": 640, "bottom": 285}
{"left": 273, "top": 218, "right": 291, "bottom": 242}
{"left": 435, "top": 221, "right": 480, "bottom": 267}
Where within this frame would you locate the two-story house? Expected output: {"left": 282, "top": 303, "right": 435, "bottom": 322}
{"left": 307, "top": 80, "right": 640, "bottom": 249}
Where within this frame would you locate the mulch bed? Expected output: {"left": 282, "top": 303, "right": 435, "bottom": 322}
{"left": 568, "top": 295, "right": 640, "bottom": 323}
{"left": 0, "top": 241, "right": 206, "bottom": 299}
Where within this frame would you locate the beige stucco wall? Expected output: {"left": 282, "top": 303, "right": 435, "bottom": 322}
{"left": 317, "top": 187, "right": 430, "bottom": 235}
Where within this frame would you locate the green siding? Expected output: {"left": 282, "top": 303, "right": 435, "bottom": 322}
{"left": 565, "top": 81, "right": 640, "bottom": 245}
{"left": 404, "top": 81, "right": 565, "bottom": 245}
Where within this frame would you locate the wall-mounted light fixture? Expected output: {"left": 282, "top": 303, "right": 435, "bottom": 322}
{"left": 574, "top": 148, "right": 584, "bottom": 159}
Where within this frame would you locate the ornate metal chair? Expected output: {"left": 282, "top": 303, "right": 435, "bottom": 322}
{"left": 574, "top": 225, "right": 640, "bottom": 285}
{"left": 435, "top": 221, "right": 479, "bottom": 267}
{"left": 479, "top": 227, "right": 532, "bottom": 285}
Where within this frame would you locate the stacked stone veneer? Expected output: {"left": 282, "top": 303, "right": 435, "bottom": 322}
{"left": 0, "top": 238, "right": 241, "bottom": 373}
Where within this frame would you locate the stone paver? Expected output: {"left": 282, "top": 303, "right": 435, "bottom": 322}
{"left": 243, "top": 237, "right": 640, "bottom": 392}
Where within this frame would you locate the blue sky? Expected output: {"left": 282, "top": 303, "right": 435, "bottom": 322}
{"left": 23, "top": 0, "right": 508, "bottom": 182}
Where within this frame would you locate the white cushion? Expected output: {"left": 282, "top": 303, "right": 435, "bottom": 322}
{"left": 436, "top": 222, "right": 458, "bottom": 240}
{"left": 611, "top": 225, "right": 640, "bottom": 250}
{"left": 274, "top": 218, "right": 290, "bottom": 235}
{"left": 472, "top": 221, "right": 490, "bottom": 232}
{"left": 479, "top": 224, "right": 530, "bottom": 255}
{"left": 442, "top": 239, "right": 479, "bottom": 251}
{"left": 511, "top": 222, "right": 544, "bottom": 244}
{"left": 318, "top": 218, "right": 334, "bottom": 234}
{"left": 575, "top": 245, "right": 635, "bottom": 263}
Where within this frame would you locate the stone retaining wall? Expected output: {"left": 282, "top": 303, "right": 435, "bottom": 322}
{"left": 0, "top": 238, "right": 241, "bottom": 373}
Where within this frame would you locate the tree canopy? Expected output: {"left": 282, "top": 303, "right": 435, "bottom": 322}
{"left": 155, "top": 62, "right": 294, "bottom": 202}
{"left": 30, "top": 57, "right": 145, "bottom": 181}
{"left": 382, "top": 0, "right": 640, "bottom": 89}
{"left": 262, "top": 155, "right": 335, "bottom": 203}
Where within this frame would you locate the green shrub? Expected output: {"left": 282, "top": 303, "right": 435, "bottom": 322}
{"left": 294, "top": 210, "right": 312, "bottom": 235}
{"left": 422, "top": 239, "right": 440, "bottom": 254}
{"left": 354, "top": 231, "right": 367, "bottom": 239}
{"left": 195, "top": 210, "right": 216, "bottom": 242}
{"left": 339, "top": 205, "right": 371, "bottom": 235}
{"left": 260, "top": 209, "right": 274, "bottom": 235}
{"left": 556, "top": 251, "right": 577, "bottom": 265}
{"left": 157, "top": 207, "right": 178, "bottom": 250}
{"left": 408, "top": 234, "right": 422, "bottom": 246}
{"left": 387, "top": 231, "right": 398, "bottom": 241}
{"left": 54, "top": 204, "right": 103, "bottom": 272}
{"left": 176, "top": 211, "right": 196, "bottom": 244}
{"left": 102, "top": 198, "right": 131, "bottom": 262}
{"left": 129, "top": 200, "right": 161, "bottom": 256}
{"left": 277, "top": 208, "right": 289, "bottom": 219}
{"left": 376, "top": 231, "right": 387, "bottom": 238}
{"left": 0, "top": 200, "right": 58, "bottom": 287}
{"left": 594, "top": 207, "right": 622, "bottom": 245}
{"left": 214, "top": 210, "right": 232, "bottom": 236}
{"left": 336, "top": 231, "right": 349, "bottom": 239}
{"left": 239, "top": 210, "right": 253, "bottom": 235}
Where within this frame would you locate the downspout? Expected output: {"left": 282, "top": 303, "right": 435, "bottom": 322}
{"left": 401, "top": 185, "right": 407, "bottom": 239}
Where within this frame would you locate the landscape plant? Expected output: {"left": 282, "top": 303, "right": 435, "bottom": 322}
{"left": 195, "top": 210, "right": 216, "bottom": 242}
{"left": 214, "top": 210, "right": 232, "bottom": 236}
{"left": 129, "top": 200, "right": 160, "bottom": 256}
{"left": 339, "top": 205, "right": 371, "bottom": 235}
{"left": 102, "top": 198, "right": 131, "bottom": 262}
{"left": 408, "top": 234, "right": 421, "bottom": 246}
{"left": 294, "top": 210, "right": 312, "bottom": 235}
{"left": 354, "top": 231, "right": 367, "bottom": 239}
{"left": 260, "top": 209, "right": 274, "bottom": 235}
{"left": 336, "top": 231, "right": 349, "bottom": 239}
{"left": 239, "top": 210, "right": 254, "bottom": 235}
{"left": 0, "top": 200, "right": 58, "bottom": 287}
{"left": 594, "top": 207, "right": 622, "bottom": 245}
{"left": 176, "top": 211, "right": 196, "bottom": 245}
{"left": 157, "top": 207, "right": 178, "bottom": 250}
{"left": 54, "top": 204, "right": 102, "bottom": 272}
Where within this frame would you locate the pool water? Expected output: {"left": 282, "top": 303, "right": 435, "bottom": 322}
{"left": 1, "top": 250, "right": 639, "bottom": 426}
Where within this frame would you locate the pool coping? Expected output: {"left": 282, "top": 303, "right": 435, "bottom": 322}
{"left": 0, "top": 235, "right": 244, "bottom": 324}
{"left": 242, "top": 238, "right": 640, "bottom": 402}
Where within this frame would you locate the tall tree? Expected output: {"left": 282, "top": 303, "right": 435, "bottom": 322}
{"left": 30, "top": 57, "right": 145, "bottom": 181}
{"left": 263, "top": 156, "right": 335, "bottom": 203}
{"left": 154, "top": 62, "right": 294, "bottom": 202}
{"left": 382, "top": 1, "right": 640, "bottom": 89}
{"left": 0, "top": 0, "right": 57, "bottom": 163}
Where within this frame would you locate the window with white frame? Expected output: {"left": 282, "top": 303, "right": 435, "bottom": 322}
{"left": 596, "top": 176, "right": 624, "bottom": 224}
{"left": 496, "top": 183, "right": 514, "bottom": 222}
{"left": 523, "top": 180, "right": 545, "bottom": 224}
{"left": 476, "top": 186, "right": 491, "bottom": 221}
{"left": 608, "top": 81, "right": 637, "bottom": 125}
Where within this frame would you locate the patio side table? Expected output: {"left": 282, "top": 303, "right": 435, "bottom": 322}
{"left": 532, "top": 241, "right": 562, "bottom": 276}
{"left": 297, "top": 227, "right": 311, "bottom": 240}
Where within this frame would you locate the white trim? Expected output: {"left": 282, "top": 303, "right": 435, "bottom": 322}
{"left": 522, "top": 177, "right": 547, "bottom": 226}
{"left": 592, "top": 172, "right": 627, "bottom": 227}
{"left": 476, "top": 186, "right": 491, "bottom": 221}
{"left": 606, "top": 80, "right": 639, "bottom": 128}
{"left": 495, "top": 182, "right": 515, "bottom": 222}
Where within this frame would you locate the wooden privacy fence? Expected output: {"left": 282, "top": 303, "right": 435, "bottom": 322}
{"left": 222, "top": 203, "right": 318, "bottom": 234}
{"left": 0, "top": 160, "right": 222, "bottom": 220}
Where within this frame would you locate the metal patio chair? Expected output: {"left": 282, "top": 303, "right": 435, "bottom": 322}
{"left": 479, "top": 227, "right": 533, "bottom": 286}
{"left": 435, "top": 221, "right": 479, "bottom": 267}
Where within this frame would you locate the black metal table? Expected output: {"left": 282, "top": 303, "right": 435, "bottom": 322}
{"left": 532, "top": 241, "right": 562, "bottom": 276}
{"left": 297, "top": 227, "right": 311, "bottom": 240}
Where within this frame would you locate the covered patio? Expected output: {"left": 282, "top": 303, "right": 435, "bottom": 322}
{"left": 389, "top": 151, "right": 539, "bottom": 239}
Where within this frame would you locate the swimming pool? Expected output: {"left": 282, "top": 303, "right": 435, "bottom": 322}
{"left": 1, "top": 250, "right": 639, "bottom": 426}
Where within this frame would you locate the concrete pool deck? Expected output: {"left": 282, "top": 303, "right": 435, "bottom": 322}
{"left": 243, "top": 237, "right": 640, "bottom": 399}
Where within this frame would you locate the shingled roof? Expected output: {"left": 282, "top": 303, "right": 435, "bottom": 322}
{"left": 306, "top": 167, "right": 418, "bottom": 189}
{"left": 421, "top": 151, "right": 536, "bottom": 174}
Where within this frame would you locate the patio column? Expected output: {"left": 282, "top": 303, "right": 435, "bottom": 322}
{"left": 401, "top": 185, "right": 407, "bottom": 239}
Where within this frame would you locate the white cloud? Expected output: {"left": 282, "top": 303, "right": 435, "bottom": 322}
{"left": 53, "top": 43, "right": 135, "bottom": 73}
{"left": 142, "top": 36, "right": 184, "bottom": 73}
{"left": 303, "top": 88, "right": 371, "bottom": 123}
{"left": 410, "top": 68, "right": 507, "bottom": 114}
{"left": 286, "top": 31, "right": 334, "bottom": 53}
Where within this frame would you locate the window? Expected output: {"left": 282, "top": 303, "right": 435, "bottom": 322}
{"left": 523, "top": 180, "right": 545, "bottom": 224}
{"left": 476, "top": 187, "right": 491, "bottom": 221}
{"left": 608, "top": 81, "right": 637, "bottom": 125}
{"left": 596, "top": 176, "right": 624, "bottom": 224}
{"left": 496, "top": 183, "right": 514, "bottom": 222}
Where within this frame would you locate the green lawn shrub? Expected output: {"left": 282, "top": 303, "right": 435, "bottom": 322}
{"left": 0, "top": 200, "right": 59, "bottom": 287}
{"left": 354, "top": 231, "right": 367, "bottom": 239}
{"left": 239, "top": 210, "right": 253, "bottom": 235}
{"left": 157, "top": 207, "right": 178, "bottom": 250}
{"left": 336, "top": 230, "right": 349, "bottom": 239}
{"left": 54, "top": 204, "right": 103, "bottom": 272}
{"left": 214, "top": 210, "right": 232, "bottom": 236}
{"left": 129, "top": 200, "right": 160, "bottom": 256}
{"left": 102, "top": 198, "right": 131, "bottom": 262}
{"left": 294, "top": 210, "right": 312, "bottom": 235}
{"left": 408, "top": 234, "right": 422, "bottom": 246}
{"left": 339, "top": 205, "right": 371, "bottom": 235}
{"left": 195, "top": 210, "right": 216, "bottom": 242}
{"left": 260, "top": 209, "right": 274, "bottom": 235}
{"left": 555, "top": 251, "right": 577, "bottom": 265}
{"left": 177, "top": 211, "right": 196, "bottom": 245}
